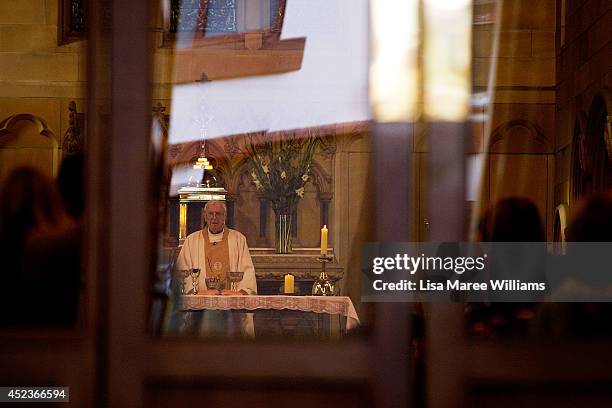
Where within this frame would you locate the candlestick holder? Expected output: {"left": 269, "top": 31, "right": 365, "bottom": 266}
{"left": 312, "top": 255, "right": 335, "bottom": 296}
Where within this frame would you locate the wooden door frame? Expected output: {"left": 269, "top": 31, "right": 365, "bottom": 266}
{"left": 91, "top": 1, "right": 412, "bottom": 407}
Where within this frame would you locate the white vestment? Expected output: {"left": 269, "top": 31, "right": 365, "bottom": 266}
{"left": 175, "top": 228, "right": 257, "bottom": 337}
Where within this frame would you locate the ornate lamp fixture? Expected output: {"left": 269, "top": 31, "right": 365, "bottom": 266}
{"left": 178, "top": 140, "right": 227, "bottom": 244}
{"left": 193, "top": 155, "right": 213, "bottom": 171}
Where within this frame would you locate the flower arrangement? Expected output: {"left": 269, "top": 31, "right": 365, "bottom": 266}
{"left": 246, "top": 133, "right": 319, "bottom": 215}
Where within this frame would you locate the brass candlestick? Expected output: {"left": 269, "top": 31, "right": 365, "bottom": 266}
{"left": 312, "top": 255, "right": 335, "bottom": 296}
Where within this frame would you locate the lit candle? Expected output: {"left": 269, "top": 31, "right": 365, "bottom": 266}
{"left": 321, "top": 225, "right": 328, "bottom": 256}
{"left": 284, "top": 274, "right": 294, "bottom": 294}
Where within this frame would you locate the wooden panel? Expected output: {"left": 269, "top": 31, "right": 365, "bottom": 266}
{"left": 148, "top": 380, "right": 373, "bottom": 408}
{"left": 172, "top": 36, "right": 306, "bottom": 83}
{"left": 469, "top": 386, "right": 612, "bottom": 408}
{"left": 0, "top": 337, "right": 94, "bottom": 407}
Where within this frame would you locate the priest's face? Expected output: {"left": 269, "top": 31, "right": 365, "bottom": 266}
{"left": 204, "top": 202, "right": 226, "bottom": 234}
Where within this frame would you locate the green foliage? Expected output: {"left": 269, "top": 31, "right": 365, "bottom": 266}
{"left": 245, "top": 133, "right": 319, "bottom": 214}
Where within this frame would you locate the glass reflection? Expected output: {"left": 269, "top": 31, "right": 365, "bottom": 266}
{"left": 153, "top": 0, "right": 371, "bottom": 341}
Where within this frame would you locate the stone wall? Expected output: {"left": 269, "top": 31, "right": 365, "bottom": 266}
{"left": 471, "top": 0, "right": 557, "bottom": 240}
{"left": 0, "top": 0, "right": 85, "bottom": 180}
{"left": 555, "top": 0, "right": 612, "bottom": 218}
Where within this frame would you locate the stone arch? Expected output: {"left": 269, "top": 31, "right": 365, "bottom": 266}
{"left": 489, "top": 119, "right": 551, "bottom": 153}
{"left": 570, "top": 111, "right": 589, "bottom": 204}
{"left": 571, "top": 91, "right": 612, "bottom": 202}
{"left": 0, "top": 113, "right": 57, "bottom": 141}
{"left": 310, "top": 160, "right": 333, "bottom": 199}
{"left": 0, "top": 113, "right": 60, "bottom": 180}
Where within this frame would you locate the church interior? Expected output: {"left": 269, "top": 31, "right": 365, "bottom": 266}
{"left": 1, "top": 0, "right": 612, "bottom": 406}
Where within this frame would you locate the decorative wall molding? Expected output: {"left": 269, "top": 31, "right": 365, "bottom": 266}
{"left": 0, "top": 113, "right": 61, "bottom": 177}
{"left": 171, "top": 33, "right": 306, "bottom": 83}
{"left": 62, "top": 101, "right": 86, "bottom": 158}
{"left": 0, "top": 113, "right": 57, "bottom": 142}
{"left": 489, "top": 119, "right": 551, "bottom": 153}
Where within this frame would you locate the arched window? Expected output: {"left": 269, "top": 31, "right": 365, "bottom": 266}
{"left": 571, "top": 93, "right": 612, "bottom": 202}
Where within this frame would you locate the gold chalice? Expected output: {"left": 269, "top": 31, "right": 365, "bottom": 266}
{"left": 180, "top": 269, "right": 191, "bottom": 294}
{"left": 191, "top": 268, "right": 201, "bottom": 294}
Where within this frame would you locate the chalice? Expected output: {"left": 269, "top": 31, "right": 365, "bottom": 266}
{"left": 228, "top": 271, "right": 244, "bottom": 292}
{"left": 191, "top": 268, "right": 201, "bottom": 294}
{"left": 204, "top": 276, "right": 220, "bottom": 292}
{"left": 180, "top": 269, "right": 191, "bottom": 294}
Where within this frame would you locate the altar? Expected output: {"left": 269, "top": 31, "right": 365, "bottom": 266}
{"left": 251, "top": 250, "right": 344, "bottom": 295}
{"left": 174, "top": 295, "right": 359, "bottom": 339}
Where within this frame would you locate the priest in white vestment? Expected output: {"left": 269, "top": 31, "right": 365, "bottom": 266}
{"left": 175, "top": 200, "right": 257, "bottom": 295}
{"left": 175, "top": 200, "right": 257, "bottom": 337}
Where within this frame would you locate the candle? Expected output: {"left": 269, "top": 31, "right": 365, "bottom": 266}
{"left": 321, "top": 225, "right": 328, "bottom": 256}
{"left": 284, "top": 274, "right": 295, "bottom": 294}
